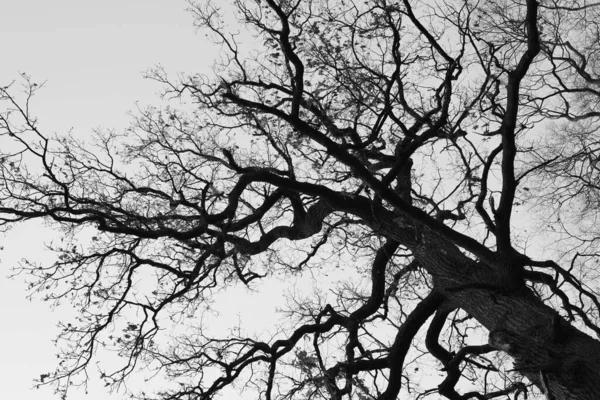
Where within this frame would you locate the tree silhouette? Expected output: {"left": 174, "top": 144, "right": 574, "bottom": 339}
{"left": 2, "top": 0, "right": 600, "bottom": 399}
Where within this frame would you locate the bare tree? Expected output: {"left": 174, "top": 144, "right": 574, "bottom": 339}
{"left": 3, "top": 0, "right": 600, "bottom": 399}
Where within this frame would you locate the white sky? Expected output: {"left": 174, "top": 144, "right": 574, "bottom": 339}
{"left": 0, "top": 1, "right": 218, "bottom": 398}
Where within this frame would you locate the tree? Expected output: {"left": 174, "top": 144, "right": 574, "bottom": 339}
{"left": 2, "top": 0, "right": 600, "bottom": 399}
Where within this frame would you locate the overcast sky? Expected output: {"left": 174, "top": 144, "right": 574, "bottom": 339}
{"left": 0, "top": 1, "right": 217, "bottom": 398}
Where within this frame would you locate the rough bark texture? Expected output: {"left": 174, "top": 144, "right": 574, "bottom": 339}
{"left": 414, "top": 233, "right": 600, "bottom": 400}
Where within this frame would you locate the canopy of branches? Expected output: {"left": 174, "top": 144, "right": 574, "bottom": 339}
{"left": 2, "top": 0, "right": 600, "bottom": 399}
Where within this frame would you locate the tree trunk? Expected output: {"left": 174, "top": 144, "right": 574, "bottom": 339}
{"left": 413, "top": 233, "right": 600, "bottom": 400}
{"left": 326, "top": 188, "right": 600, "bottom": 398}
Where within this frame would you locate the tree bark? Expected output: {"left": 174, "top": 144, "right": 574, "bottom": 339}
{"left": 412, "top": 233, "right": 600, "bottom": 400}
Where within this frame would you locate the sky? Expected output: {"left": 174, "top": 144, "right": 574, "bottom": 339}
{"left": 0, "top": 1, "right": 218, "bottom": 398}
